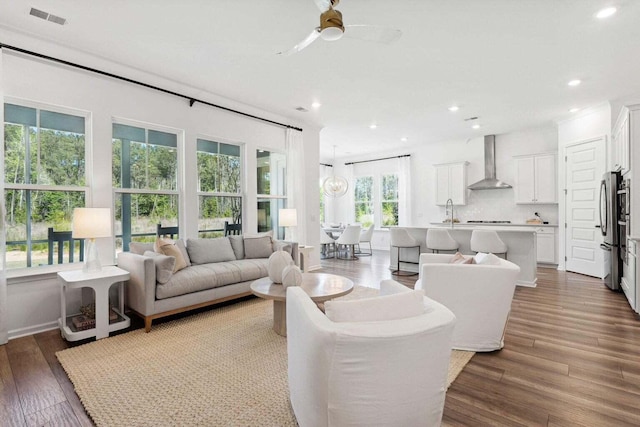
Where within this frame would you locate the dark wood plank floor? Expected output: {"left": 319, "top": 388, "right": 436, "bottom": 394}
{"left": 1, "top": 250, "right": 639, "bottom": 426}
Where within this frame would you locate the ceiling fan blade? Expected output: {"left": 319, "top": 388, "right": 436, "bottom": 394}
{"left": 312, "top": 0, "right": 333, "bottom": 12}
{"left": 277, "top": 28, "right": 321, "bottom": 56}
{"left": 343, "top": 25, "right": 402, "bottom": 44}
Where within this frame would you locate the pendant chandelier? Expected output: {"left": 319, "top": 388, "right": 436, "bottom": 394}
{"left": 322, "top": 145, "right": 348, "bottom": 198}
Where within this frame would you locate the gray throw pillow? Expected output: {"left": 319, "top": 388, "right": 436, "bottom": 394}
{"left": 244, "top": 236, "right": 274, "bottom": 259}
{"left": 228, "top": 235, "right": 245, "bottom": 260}
{"left": 186, "top": 237, "right": 236, "bottom": 264}
{"left": 272, "top": 240, "right": 292, "bottom": 256}
{"left": 129, "top": 242, "right": 155, "bottom": 255}
{"left": 176, "top": 239, "right": 192, "bottom": 267}
{"left": 143, "top": 251, "right": 176, "bottom": 284}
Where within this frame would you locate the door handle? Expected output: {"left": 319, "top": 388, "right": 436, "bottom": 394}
{"left": 600, "top": 243, "right": 611, "bottom": 251}
{"left": 595, "top": 225, "right": 601, "bottom": 228}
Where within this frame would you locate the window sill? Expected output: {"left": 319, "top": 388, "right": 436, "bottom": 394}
{"left": 7, "top": 263, "right": 112, "bottom": 285}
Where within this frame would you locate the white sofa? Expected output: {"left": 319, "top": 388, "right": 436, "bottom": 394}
{"left": 415, "top": 253, "right": 520, "bottom": 352}
{"left": 286, "top": 283, "right": 456, "bottom": 427}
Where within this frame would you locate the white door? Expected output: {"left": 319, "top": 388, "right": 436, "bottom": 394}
{"left": 565, "top": 138, "right": 606, "bottom": 278}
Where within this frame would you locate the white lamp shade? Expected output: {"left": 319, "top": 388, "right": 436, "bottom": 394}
{"left": 279, "top": 208, "right": 298, "bottom": 227}
{"left": 72, "top": 208, "right": 112, "bottom": 239}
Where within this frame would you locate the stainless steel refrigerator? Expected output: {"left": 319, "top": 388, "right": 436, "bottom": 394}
{"left": 599, "top": 171, "right": 621, "bottom": 290}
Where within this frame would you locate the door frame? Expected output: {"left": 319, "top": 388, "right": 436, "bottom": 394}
{"left": 559, "top": 135, "right": 608, "bottom": 272}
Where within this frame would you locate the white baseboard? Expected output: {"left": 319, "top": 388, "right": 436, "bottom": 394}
{"left": 9, "top": 321, "right": 59, "bottom": 340}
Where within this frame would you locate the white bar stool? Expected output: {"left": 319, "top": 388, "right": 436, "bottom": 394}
{"left": 390, "top": 228, "right": 421, "bottom": 276}
{"left": 320, "top": 227, "right": 336, "bottom": 259}
{"left": 470, "top": 230, "right": 508, "bottom": 259}
{"left": 426, "top": 229, "right": 459, "bottom": 253}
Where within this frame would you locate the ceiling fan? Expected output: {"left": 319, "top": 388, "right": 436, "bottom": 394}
{"left": 278, "top": 0, "right": 402, "bottom": 55}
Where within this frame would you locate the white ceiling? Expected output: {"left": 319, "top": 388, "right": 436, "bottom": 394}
{"left": 1, "top": 0, "right": 640, "bottom": 161}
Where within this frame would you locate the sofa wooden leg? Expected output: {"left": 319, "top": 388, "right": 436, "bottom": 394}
{"left": 144, "top": 317, "right": 153, "bottom": 333}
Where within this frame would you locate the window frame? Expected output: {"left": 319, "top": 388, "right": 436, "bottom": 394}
{"left": 196, "top": 136, "right": 243, "bottom": 237}
{"left": 112, "top": 117, "right": 183, "bottom": 251}
{"left": 353, "top": 171, "right": 400, "bottom": 229}
{"left": 256, "top": 148, "right": 287, "bottom": 239}
{"left": 3, "top": 98, "right": 91, "bottom": 271}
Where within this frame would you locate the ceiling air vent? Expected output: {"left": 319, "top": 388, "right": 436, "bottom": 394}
{"left": 30, "top": 7, "right": 67, "bottom": 25}
{"left": 295, "top": 107, "right": 309, "bottom": 112}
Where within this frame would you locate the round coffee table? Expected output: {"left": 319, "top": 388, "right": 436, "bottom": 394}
{"left": 251, "top": 273, "right": 354, "bottom": 336}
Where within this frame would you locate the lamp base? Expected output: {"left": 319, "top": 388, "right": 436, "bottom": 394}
{"left": 83, "top": 238, "right": 102, "bottom": 273}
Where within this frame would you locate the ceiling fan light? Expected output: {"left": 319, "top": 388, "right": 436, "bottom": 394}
{"left": 321, "top": 26, "right": 344, "bottom": 41}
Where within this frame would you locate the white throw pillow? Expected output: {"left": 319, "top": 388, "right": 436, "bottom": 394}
{"left": 474, "top": 252, "right": 502, "bottom": 265}
{"left": 379, "top": 279, "right": 411, "bottom": 296}
{"left": 143, "top": 251, "right": 176, "bottom": 284}
{"left": 324, "top": 289, "right": 425, "bottom": 323}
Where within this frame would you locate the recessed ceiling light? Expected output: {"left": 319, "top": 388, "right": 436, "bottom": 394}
{"left": 568, "top": 79, "right": 581, "bottom": 87}
{"left": 369, "top": 124, "right": 377, "bottom": 130}
{"left": 472, "top": 124, "right": 480, "bottom": 129}
{"left": 448, "top": 105, "right": 459, "bottom": 112}
{"left": 596, "top": 7, "right": 617, "bottom": 19}
{"left": 569, "top": 108, "right": 580, "bottom": 113}
{"left": 400, "top": 137, "right": 408, "bottom": 142}
{"left": 311, "top": 101, "right": 321, "bottom": 109}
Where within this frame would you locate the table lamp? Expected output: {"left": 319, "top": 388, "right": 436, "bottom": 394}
{"left": 278, "top": 208, "right": 297, "bottom": 241}
{"left": 72, "top": 208, "right": 112, "bottom": 272}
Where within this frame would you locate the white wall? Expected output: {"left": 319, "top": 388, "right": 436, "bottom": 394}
{"left": 557, "top": 103, "right": 611, "bottom": 271}
{"left": 328, "top": 125, "right": 559, "bottom": 250}
{"left": 1, "top": 34, "right": 320, "bottom": 338}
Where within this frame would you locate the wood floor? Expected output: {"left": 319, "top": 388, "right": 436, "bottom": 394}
{"left": 1, "top": 250, "right": 639, "bottom": 426}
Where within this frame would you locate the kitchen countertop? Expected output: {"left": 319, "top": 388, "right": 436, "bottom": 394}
{"left": 430, "top": 222, "right": 558, "bottom": 228}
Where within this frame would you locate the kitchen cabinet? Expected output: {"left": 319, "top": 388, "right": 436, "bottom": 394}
{"left": 612, "top": 107, "right": 630, "bottom": 174}
{"left": 514, "top": 153, "right": 557, "bottom": 204}
{"left": 623, "top": 238, "right": 636, "bottom": 313}
{"left": 535, "top": 227, "right": 556, "bottom": 264}
{"left": 434, "top": 161, "right": 468, "bottom": 205}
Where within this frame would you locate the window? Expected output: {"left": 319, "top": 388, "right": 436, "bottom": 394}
{"left": 354, "top": 176, "right": 374, "bottom": 227}
{"left": 381, "top": 174, "right": 399, "bottom": 226}
{"left": 256, "top": 149, "right": 286, "bottom": 239}
{"left": 353, "top": 173, "right": 399, "bottom": 228}
{"left": 112, "top": 123, "right": 178, "bottom": 251}
{"left": 197, "top": 139, "right": 242, "bottom": 237}
{"left": 4, "top": 103, "right": 87, "bottom": 269}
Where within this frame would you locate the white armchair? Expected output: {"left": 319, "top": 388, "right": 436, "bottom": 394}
{"left": 415, "top": 253, "right": 520, "bottom": 352}
{"left": 287, "top": 285, "right": 456, "bottom": 427}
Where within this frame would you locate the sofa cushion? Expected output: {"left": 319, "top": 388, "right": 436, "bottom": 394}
{"left": 156, "top": 259, "right": 269, "bottom": 299}
{"left": 176, "top": 239, "right": 191, "bottom": 267}
{"left": 474, "top": 252, "right": 502, "bottom": 265}
{"left": 186, "top": 237, "right": 236, "bottom": 264}
{"left": 143, "top": 251, "right": 176, "bottom": 284}
{"left": 228, "top": 235, "right": 245, "bottom": 260}
{"left": 325, "top": 289, "right": 425, "bottom": 323}
{"left": 244, "top": 236, "right": 273, "bottom": 259}
{"left": 450, "top": 252, "right": 474, "bottom": 264}
{"left": 129, "top": 242, "right": 155, "bottom": 255}
{"left": 155, "top": 238, "right": 188, "bottom": 273}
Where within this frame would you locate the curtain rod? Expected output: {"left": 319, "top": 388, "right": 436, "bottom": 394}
{"left": 344, "top": 154, "right": 410, "bottom": 166}
{"left": 320, "top": 163, "right": 333, "bottom": 167}
{"left": 0, "top": 42, "right": 303, "bottom": 132}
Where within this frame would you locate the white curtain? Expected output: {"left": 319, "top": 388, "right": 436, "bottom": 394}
{"left": 0, "top": 50, "right": 7, "bottom": 345}
{"left": 345, "top": 163, "right": 356, "bottom": 224}
{"left": 285, "top": 128, "right": 306, "bottom": 244}
{"left": 398, "top": 155, "right": 412, "bottom": 226}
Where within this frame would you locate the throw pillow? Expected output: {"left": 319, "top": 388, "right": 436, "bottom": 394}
{"left": 155, "top": 238, "right": 188, "bottom": 273}
{"left": 228, "top": 235, "right": 245, "bottom": 260}
{"left": 449, "top": 252, "right": 473, "bottom": 264}
{"left": 143, "top": 251, "right": 176, "bottom": 284}
{"left": 176, "top": 239, "right": 191, "bottom": 267}
{"left": 186, "top": 237, "right": 236, "bottom": 264}
{"left": 244, "top": 236, "right": 274, "bottom": 259}
{"left": 324, "top": 289, "right": 425, "bottom": 323}
{"left": 379, "top": 279, "right": 411, "bottom": 296}
{"left": 474, "top": 252, "right": 502, "bottom": 265}
{"left": 268, "top": 251, "right": 294, "bottom": 283}
{"left": 129, "top": 242, "right": 155, "bottom": 255}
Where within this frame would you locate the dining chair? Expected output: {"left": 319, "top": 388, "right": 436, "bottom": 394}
{"left": 335, "top": 225, "right": 362, "bottom": 260}
{"left": 356, "top": 224, "right": 374, "bottom": 256}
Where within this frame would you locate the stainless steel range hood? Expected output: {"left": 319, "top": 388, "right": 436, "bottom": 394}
{"left": 468, "top": 135, "right": 512, "bottom": 190}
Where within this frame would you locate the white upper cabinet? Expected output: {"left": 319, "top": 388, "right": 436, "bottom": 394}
{"left": 612, "top": 107, "right": 630, "bottom": 174}
{"left": 514, "top": 153, "right": 557, "bottom": 204}
{"left": 434, "top": 161, "right": 468, "bottom": 205}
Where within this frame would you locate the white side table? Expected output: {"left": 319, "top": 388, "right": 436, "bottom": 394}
{"left": 58, "top": 266, "right": 131, "bottom": 341}
{"left": 298, "top": 245, "right": 315, "bottom": 273}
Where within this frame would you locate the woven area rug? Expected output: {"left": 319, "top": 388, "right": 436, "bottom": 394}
{"left": 57, "top": 286, "right": 474, "bottom": 427}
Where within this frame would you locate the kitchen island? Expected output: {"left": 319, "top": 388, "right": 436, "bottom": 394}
{"left": 390, "top": 226, "right": 538, "bottom": 286}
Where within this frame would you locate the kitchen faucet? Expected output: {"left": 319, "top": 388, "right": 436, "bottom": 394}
{"left": 446, "top": 198, "right": 454, "bottom": 229}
